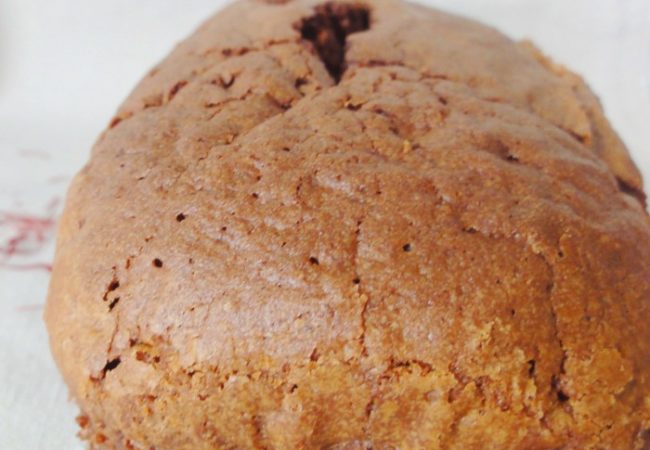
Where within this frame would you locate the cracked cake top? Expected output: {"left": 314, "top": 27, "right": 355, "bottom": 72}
{"left": 45, "top": 0, "right": 650, "bottom": 448}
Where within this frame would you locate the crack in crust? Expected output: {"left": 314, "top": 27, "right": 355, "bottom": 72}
{"left": 46, "top": 0, "right": 650, "bottom": 448}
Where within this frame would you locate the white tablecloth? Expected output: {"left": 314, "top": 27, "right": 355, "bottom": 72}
{"left": 0, "top": 0, "right": 648, "bottom": 448}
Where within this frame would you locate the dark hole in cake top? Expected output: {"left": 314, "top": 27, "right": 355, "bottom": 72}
{"left": 102, "top": 278, "right": 120, "bottom": 302}
{"left": 295, "top": 77, "right": 308, "bottom": 88}
{"left": 527, "top": 359, "right": 536, "bottom": 377}
{"left": 616, "top": 176, "right": 647, "bottom": 208}
{"left": 153, "top": 258, "right": 163, "bottom": 268}
{"left": 298, "top": 3, "right": 370, "bottom": 83}
{"left": 168, "top": 80, "right": 188, "bottom": 101}
{"left": 102, "top": 357, "right": 121, "bottom": 373}
{"left": 557, "top": 390, "right": 570, "bottom": 402}
{"left": 551, "top": 375, "right": 570, "bottom": 402}
{"left": 309, "top": 256, "right": 320, "bottom": 265}
{"left": 108, "top": 297, "right": 120, "bottom": 311}
{"left": 402, "top": 243, "right": 412, "bottom": 252}
{"left": 176, "top": 213, "right": 186, "bottom": 222}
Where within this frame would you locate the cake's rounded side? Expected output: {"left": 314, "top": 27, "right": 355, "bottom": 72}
{"left": 45, "top": 0, "right": 650, "bottom": 449}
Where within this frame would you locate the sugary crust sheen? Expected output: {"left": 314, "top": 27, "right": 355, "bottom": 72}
{"left": 45, "top": 0, "right": 650, "bottom": 448}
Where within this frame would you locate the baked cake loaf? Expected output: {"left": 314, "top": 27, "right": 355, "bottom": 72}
{"left": 45, "top": 0, "right": 650, "bottom": 448}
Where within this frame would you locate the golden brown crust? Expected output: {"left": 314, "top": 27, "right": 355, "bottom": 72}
{"left": 45, "top": 1, "right": 650, "bottom": 448}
